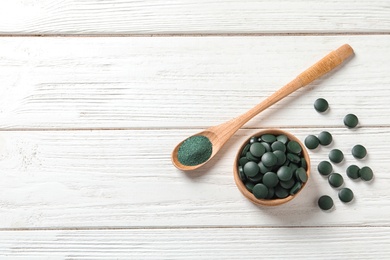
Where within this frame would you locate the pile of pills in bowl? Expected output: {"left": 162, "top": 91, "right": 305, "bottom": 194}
{"left": 307, "top": 98, "right": 374, "bottom": 211}
{"left": 237, "top": 134, "right": 308, "bottom": 200}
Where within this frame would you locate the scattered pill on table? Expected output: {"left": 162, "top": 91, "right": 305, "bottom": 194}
{"left": 328, "top": 173, "right": 344, "bottom": 188}
{"left": 352, "top": 144, "right": 367, "bottom": 159}
{"left": 318, "top": 195, "right": 334, "bottom": 210}
{"left": 344, "top": 113, "right": 359, "bottom": 128}
{"left": 305, "top": 135, "right": 320, "bottom": 149}
{"left": 314, "top": 98, "right": 329, "bottom": 113}
{"left": 318, "top": 131, "right": 333, "bottom": 146}
{"left": 338, "top": 188, "right": 354, "bottom": 203}
{"left": 329, "top": 149, "right": 344, "bottom": 163}
{"left": 359, "top": 166, "right": 374, "bottom": 181}
{"left": 346, "top": 165, "right": 360, "bottom": 180}
{"left": 318, "top": 161, "right": 333, "bottom": 176}
{"left": 305, "top": 99, "right": 372, "bottom": 212}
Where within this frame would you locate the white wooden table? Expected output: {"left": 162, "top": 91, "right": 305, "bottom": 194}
{"left": 0, "top": 1, "right": 390, "bottom": 259}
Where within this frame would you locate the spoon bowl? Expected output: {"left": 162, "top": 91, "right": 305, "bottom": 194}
{"left": 171, "top": 130, "right": 221, "bottom": 171}
{"left": 172, "top": 44, "right": 353, "bottom": 171}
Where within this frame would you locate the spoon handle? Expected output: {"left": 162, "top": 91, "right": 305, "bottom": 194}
{"left": 297, "top": 44, "right": 354, "bottom": 86}
{"left": 212, "top": 44, "right": 354, "bottom": 136}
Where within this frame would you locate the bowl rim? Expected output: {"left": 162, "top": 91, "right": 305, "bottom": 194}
{"left": 233, "top": 129, "right": 311, "bottom": 206}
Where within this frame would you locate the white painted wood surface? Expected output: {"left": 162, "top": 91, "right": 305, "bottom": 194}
{"left": 0, "top": 0, "right": 390, "bottom": 259}
{"left": 0, "top": 36, "right": 389, "bottom": 129}
{"left": 1, "top": 227, "right": 389, "bottom": 259}
{"left": 0, "top": 0, "right": 390, "bottom": 34}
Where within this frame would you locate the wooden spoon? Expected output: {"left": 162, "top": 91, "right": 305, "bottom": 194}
{"left": 172, "top": 44, "right": 354, "bottom": 171}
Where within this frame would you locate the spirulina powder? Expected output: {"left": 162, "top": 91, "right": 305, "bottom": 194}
{"left": 177, "top": 135, "right": 212, "bottom": 166}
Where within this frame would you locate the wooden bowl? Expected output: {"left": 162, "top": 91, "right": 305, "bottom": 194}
{"left": 233, "top": 129, "right": 311, "bottom": 206}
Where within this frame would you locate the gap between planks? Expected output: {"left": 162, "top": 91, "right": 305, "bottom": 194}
{"left": 0, "top": 125, "right": 388, "bottom": 132}
{"left": 0, "top": 225, "right": 389, "bottom": 232}
{"left": 0, "top": 32, "right": 390, "bottom": 38}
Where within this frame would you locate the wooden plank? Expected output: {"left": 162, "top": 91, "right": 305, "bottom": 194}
{"left": 0, "top": 227, "right": 389, "bottom": 259}
{"left": 0, "top": 0, "right": 389, "bottom": 34}
{"left": 0, "top": 128, "right": 388, "bottom": 228}
{"left": 0, "top": 36, "right": 389, "bottom": 129}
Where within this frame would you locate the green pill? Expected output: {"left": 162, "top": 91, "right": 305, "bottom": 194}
{"left": 289, "top": 163, "right": 299, "bottom": 173}
{"left": 329, "top": 149, "right": 344, "bottom": 163}
{"left": 239, "top": 157, "right": 249, "bottom": 167}
{"left": 287, "top": 140, "right": 302, "bottom": 154}
{"left": 246, "top": 151, "right": 260, "bottom": 163}
{"left": 273, "top": 150, "right": 287, "bottom": 166}
{"left": 328, "top": 173, "right": 344, "bottom": 188}
{"left": 290, "top": 182, "right": 302, "bottom": 195}
{"left": 241, "top": 143, "right": 250, "bottom": 157}
{"left": 344, "top": 113, "right": 359, "bottom": 128}
{"left": 271, "top": 141, "right": 286, "bottom": 152}
{"left": 277, "top": 166, "right": 293, "bottom": 181}
{"left": 314, "top": 98, "right": 329, "bottom": 112}
{"left": 261, "top": 134, "right": 276, "bottom": 143}
{"left": 249, "top": 137, "right": 258, "bottom": 144}
{"left": 262, "top": 172, "right": 279, "bottom": 188}
{"left": 318, "top": 195, "right": 334, "bottom": 210}
{"left": 352, "top": 144, "right": 367, "bottom": 159}
{"left": 318, "top": 161, "right": 333, "bottom": 176}
{"left": 287, "top": 153, "right": 301, "bottom": 164}
{"left": 338, "top": 188, "right": 354, "bottom": 203}
{"left": 260, "top": 142, "right": 272, "bottom": 152}
{"left": 245, "top": 182, "right": 255, "bottom": 192}
{"left": 253, "top": 183, "right": 269, "bottom": 199}
{"left": 248, "top": 172, "right": 263, "bottom": 183}
{"left": 346, "top": 165, "right": 360, "bottom": 180}
{"left": 359, "top": 166, "right": 374, "bottom": 181}
{"left": 276, "top": 134, "right": 288, "bottom": 144}
{"left": 280, "top": 178, "right": 296, "bottom": 189}
{"left": 238, "top": 166, "right": 246, "bottom": 182}
{"left": 262, "top": 152, "right": 278, "bottom": 167}
{"left": 250, "top": 142, "right": 266, "bottom": 158}
{"left": 304, "top": 135, "right": 320, "bottom": 150}
{"left": 266, "top": 187, "right": 275, "bottom": 199}
{"left": 318, "top": 131, "right": 332, "bottom": 146}
{"left": 258, "top": 162, "right": 271, "bottom": 174}
{"left": 300, "top": 158, "right": 308, "bottom": 170}
{"left": 243, "top": 161, "right": 260, "bottom": 178}
{"left": 295, "top": 167, "right": 308, "bottom": 182}
{"left": 274, "top": 185, "right": 289, "bottom": 199}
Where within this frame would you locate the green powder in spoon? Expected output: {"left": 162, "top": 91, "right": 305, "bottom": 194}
{"left": 177, "top": 135, "right": 212, "bottom": 166}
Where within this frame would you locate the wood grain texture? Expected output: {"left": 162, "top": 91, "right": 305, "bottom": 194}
{"left": 0, "top": 36, "right": 389, "bottom": 129}
{"left": 0, "top": 128, "right": 388, "bottom": 228}
{"left": 0, "top": 0, "right": 390, "bottom": 34}
{"left": 0, "top": 227, "right": 389, "bottom": 259}
{"left": 1, "top": 1, "right": 390, "bottom": 255}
